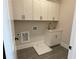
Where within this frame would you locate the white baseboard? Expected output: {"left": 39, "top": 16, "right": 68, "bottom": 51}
{"left": 16, "top": 41, "right": 44, "bottom": 50}
{"left": 16, "top": 43, "right": 33, "bottom": 50}
{"left": 60, "top": 42, "right": 69, "bottom": 49}
{"left": 16, "top": 40, "right": 61, "bottom": 50}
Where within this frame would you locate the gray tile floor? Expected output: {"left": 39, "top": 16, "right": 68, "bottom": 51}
{"left": 17, "top": 45, "right": 68, "bottom": 59}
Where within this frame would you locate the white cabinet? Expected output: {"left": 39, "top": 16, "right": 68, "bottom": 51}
{"left": 45, "top": 31, "right": 62, "bottom": 46}
{"left": 33, "top": 0, "right": 60, "bottom": 20}
{"left": 47, "top": 1, "right": 59, "bottom": 20}
{"left": 33, "top": 0, "right": 48, "bottom": 20}
{"left": 13, "top": 0, "right": 24, "bottom": 20}
{"left": 13, "top": 0, "right": 60, "bottom": 21}
{"left": 33, "top": 0, "right": 41, "bottom": 20}
{"left": 24, "top": 0, "right": 33, "bottom": 20}
{"left": 40, "top": 0, "right": 48, "bottom": 20}
{"left": 13, "top": 0, "right": 33, "bottom": 20}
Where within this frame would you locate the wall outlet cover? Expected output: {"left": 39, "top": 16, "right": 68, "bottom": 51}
{"left": 32, "top": 26, "right": 38, "bottom": 30}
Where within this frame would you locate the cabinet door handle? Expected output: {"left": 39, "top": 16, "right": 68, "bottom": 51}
{"left": 40, "top": 16, "right": 43, "bottom": 20}
{"left": 55, "top": 35, "right": 57, "bottom": 38}
{"left": 22, "top": 15, "right": 25, "bottom": 19}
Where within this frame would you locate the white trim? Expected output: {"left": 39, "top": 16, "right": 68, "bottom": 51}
{"left": 16, "top": 43, "right": 33, "bottom": 50}
{"left": 3, "top": 0, "right": 16, "bottom": 59}
{"left": 60, "top": 42, "right": 69, "bottom": 49}
{"left": 68, "top": 9, "right": 76, "bottom": 59}
{"left": 16, "top": 40, "right": 60, "bottom": 50}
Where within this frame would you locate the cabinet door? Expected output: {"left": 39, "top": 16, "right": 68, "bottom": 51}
{"left": 33, "top": 0, "right": 41, "bottom": 20}
{"left": 45, "top": 31, "right": 62, "bottom": 46}
{"left": 47, "top": 2, "right": 59, "bottom": 20}
{"left": 53, "top": 32, "right": 62, "bottom": 45}
{"left": 40, "top": 0, "right": 48, "bottom": 20}
{"left": 34, "top": 0, "right": 60, "bottom": 20}
{"left": 24, "top": 0, "right": 33, "bottom": 20}
{"left": 13, "top": 0, "right": 24, "bottom": 20}
{"left": 33, "top": 0, "right": 59, "bottom": 21}
{"left": 33, "top": 0, "right": 48, "bottom": 20}
{"left": 47, "top": 2, "right": 54, "bottom": 20}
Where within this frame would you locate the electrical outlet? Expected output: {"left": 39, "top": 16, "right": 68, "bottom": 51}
{"left": 17, "top": 33, "right": 21, "bottom": 36}
{"left": 32, "top": 26, "right": 38, "bottom": 30}
{"left": 15, "top": 33, "right": 21, "bottom": 40}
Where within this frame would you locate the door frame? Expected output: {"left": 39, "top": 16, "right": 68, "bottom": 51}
{"left": 3, "top": 0, "right": 17, "bottom": 59}
{"left": 68, "top": 9, "right": 76, "bottom": 59}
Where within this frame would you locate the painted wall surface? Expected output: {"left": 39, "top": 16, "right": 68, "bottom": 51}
{"left": 59, "top": 0, "right": 75, "bottom": 49}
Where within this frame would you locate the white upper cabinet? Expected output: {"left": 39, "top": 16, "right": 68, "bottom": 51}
{"left": 33, "top": 0, "right": 41, "bottom": 20}
{"left": 33, "top": 0, "right": 60, "bottom": 20}
{"left": 13, "top": 0, "right": 33, "bottom": 20}
{"left": 13, "top": 0, "right": 24, "bottom": 20}
{"left": 13, "top": 0, "right": 60, "bottom": 21}
{"left": 24, "top": 0, "right": 33, "bottom": 20}
{"left": 33, "top": 0, "right": 48, "bottom": 20}
{"left": 40, "top": 0, "right": 48, "bottom": 20}
{"left": 47, "top": 1, "right": 60, "bottom": 20}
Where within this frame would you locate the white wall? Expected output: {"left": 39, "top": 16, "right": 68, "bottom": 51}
{"left": 14, "top": 21, "right": 49, "bottom": 46}
{"left": 59, "top": 0, "right": 75, "bottom": 49}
